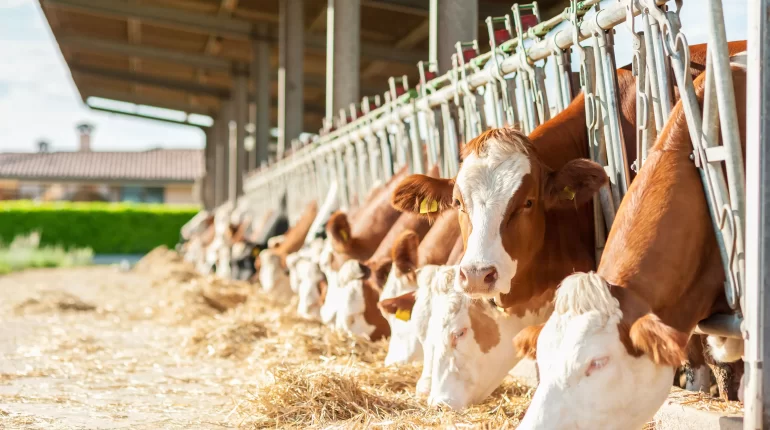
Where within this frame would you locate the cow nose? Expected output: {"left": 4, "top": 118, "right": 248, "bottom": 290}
{"left": 458, "top": 265, "right": 498, "bottom": 294}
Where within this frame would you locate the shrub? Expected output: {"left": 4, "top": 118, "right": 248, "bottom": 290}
{"left": 0, "top": 201, "right": 199, "bottom": 254}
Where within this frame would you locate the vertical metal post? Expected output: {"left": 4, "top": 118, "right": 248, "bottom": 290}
{"left": 326, "top": 0, "right": 360, "bottom": 118}
{"left": 744, "top": 0, "right": 770, "bottom": 428}
{"left": 278, "top": 0, "right": 304, "bottom": 160}
{"left": 215, "top": 116, "right": 229, "bottom": 207}
{"left": 234, "top": 70, "right": 248, "bottom": 197}
{"left": 252, "top": 24, "right": 271, "bottom": 166}
{"left": 227, "top": 119, "right": 237, "bottom": 203}
{"left": 203, "top": 126, "right": 216, "bottom": 210}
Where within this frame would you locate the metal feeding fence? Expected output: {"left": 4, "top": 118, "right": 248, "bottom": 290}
{"left": 240, "top": 0, "right": 769, "bottom": 426}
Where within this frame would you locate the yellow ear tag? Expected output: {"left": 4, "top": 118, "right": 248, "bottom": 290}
{"left": 419, "top": 198, "right": 439, "bottom": 214}
{"left": 562, "top": 186, "right": 576, "bottom": 201}
{"left": 339, "top": 230, "right": 349, "bottom": 242}
{"left": 252, "top": 247, "right": 261, "bottom": 257}
{"left": 395, "top": 308, "right": 412, "bottom": 321}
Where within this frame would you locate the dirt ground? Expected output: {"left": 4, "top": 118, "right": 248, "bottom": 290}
{"left": 0, "top": 266, "right": 254, "bottom": 429}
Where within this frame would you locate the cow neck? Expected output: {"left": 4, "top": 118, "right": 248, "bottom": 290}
{"left": 275, "top": 201, "right": 319, "bottom": 258}
{"left": 362, "top": 279, "right": 390, "bottom": 341}
{"left": 497, "top": 98, "right": 598, "bottom": 313}
{"left": 599, "top": 66, "right": 747, "bottom": 335}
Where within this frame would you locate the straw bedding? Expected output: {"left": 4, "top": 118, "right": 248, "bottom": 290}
{"left": 132, "top": 247, "right": 534, "bottom": 429}
{"left": 133, "top": 246, "right": 742, "bottom": 429}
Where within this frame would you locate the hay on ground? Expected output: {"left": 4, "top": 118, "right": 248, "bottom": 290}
{"left": 14, "top": 290, "right": 96, "bottom": 315}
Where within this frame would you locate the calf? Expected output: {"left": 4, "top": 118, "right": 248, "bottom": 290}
{"left": 513, "top": 62, "right": 747, "bottom": 429}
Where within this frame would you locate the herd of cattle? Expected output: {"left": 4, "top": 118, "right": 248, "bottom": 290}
{"left": 177, "top": 41, "right": 748, "bottom": 429}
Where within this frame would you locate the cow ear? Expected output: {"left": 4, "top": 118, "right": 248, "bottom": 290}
{"left": 628, "top": 314, "right": 688, "bottom": 367}
{"left": 391, "top": 174, "right": 454, "bottom": 217}
{"left": 378, "top": 290, "right": 417, "bottom": 317}
{"left": 392, "top": 230, "right": 420, "bottom": 274}
{"left": 513, "top": 323, "right": 545, "bottom": 359}
{"left": 326, "top": 211, "right": 352, "bottom": 250}
{"left": 370, "top": 259, "right": 392, "bottom": 287}
{"left": 544, "top": 159, "right": 608, "bottom": 210}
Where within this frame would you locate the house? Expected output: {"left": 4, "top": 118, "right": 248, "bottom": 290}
{"left": 0, "top": 124, "right": 204, "bottom": 204}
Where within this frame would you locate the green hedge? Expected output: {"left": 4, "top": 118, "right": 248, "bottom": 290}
{"left": 0, "top": 201, "right": 199, "bottom": 254}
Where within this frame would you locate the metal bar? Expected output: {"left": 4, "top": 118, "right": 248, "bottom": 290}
{"left": 86, "top": 104, "right": 208, "bottom": 128}
{"left": 83, "top": 88, "right": 217, "bottom": 117}
{"left": 744, "top": 0, "right": 770, "bottom": 426}
{"left": 694, "top": 313, "right": 743, "bottom": 339}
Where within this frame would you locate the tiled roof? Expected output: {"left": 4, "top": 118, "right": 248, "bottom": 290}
{"left": 0, "top": 149, "right": 204, "bottom": 183}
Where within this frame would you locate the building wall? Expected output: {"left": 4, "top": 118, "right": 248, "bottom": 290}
{"left": 164, "top": 184, "right": 196, "bottom": 205}
{"left": 0, "top": 180, "right": 197, "bottom": 204}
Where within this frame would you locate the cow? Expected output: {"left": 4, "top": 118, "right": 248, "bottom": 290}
{"left": 389, "top": 41, "right": 746, "bottom": 307}
{"left": 258, "top": 201, "right": 318, "bottom": 299}
{"left": 381, "top": 264, "right": 545, "bottom": 409}
{"left": 177, "top": 210, "right": 213, "bottom": 253}
{"left": 328, "top": 165, "right": 445, "bottom": 340}
{"left": 377, "top": 211, "right": 461, "bottom": 364}
{"left": 512, "top": 60, "right": 747, "bottom": 430}
{"left": 228, "top": 208, "right": 291, "bottom": 280}
{"left": 389, "top": 41, "right": 747, "bottom": 401}
{"left": 318, "top": 167, "right": 410, "bottom": 325}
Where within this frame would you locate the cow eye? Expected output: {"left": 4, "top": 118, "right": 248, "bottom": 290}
{"left": 525, "top": 200, "right": 533, "bottom": 208}
{"left": 453, "top": 198, "right": 461, "bottom": 209}
{"left": 585, "top": 356, "right": 610, "bottom": 377}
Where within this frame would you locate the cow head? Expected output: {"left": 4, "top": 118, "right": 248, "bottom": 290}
{"left": 324, "top": 211, "right": 367, "bottom": 269}
{"left": 391, "top": 127, "right": 606, "bottom": 300}
{"left": 258, "top": 249, "right": 291, "bottom": 298}
{"left": 285, "top": 251, "right": 304, "bottom": 293}
{"left": 295, "top": 256, "right": 327, "bottom": 320}
{"left": 333, "top": 259, "right": 389, "bottom": 340}
{"left": 514, "top": 272, "right": 688, "bottom": 429}
{"left": 410, "top": 265, "right": 524, "bottom": 410}
{"left": 379, "top": 264, "right": 441, "bottom": 366}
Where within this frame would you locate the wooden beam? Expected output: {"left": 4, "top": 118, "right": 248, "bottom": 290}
{"left": 43, "top": 0, "right": 425, "bottom": 64}
{"left": 193, "top": 0, "right": 239, "bottom": 107}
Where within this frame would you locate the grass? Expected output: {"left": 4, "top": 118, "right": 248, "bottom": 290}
{"left": 0, "top": 232, "right": 93, "bottom": 274}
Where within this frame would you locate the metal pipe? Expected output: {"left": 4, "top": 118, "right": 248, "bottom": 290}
{"left": 694, "top": 313, "right": 743, "bottom": 339}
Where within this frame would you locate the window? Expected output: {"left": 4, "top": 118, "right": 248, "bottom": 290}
{"left": 120, "top": 186, "right": 165, "bottom": 203}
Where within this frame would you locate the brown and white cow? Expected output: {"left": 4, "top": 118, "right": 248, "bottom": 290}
{"left": 377, "top": 210, "right": 461, "bottom": 364}
{"left": 389, "top": 41, "right": 746, "bottom": 309}
{"left": 513, "top": 60, "right": 747, "bottom": 430}
{"left": 318, "top": 167, "right": 410, "bottom": 324}
{"left": 258, "top": 201, "right": 318, "bottom": 299}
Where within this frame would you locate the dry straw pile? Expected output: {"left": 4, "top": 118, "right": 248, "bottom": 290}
{"left": 137, "top": 247, "right": 534, "bottom": 429}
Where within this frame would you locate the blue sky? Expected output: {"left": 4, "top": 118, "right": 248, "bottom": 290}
{"left": 0, "top": 0, "right": 748, "bottom": 153}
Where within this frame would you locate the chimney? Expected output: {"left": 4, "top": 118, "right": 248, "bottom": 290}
{"left": 76, "top": 122, "right": 95, "bottom": 152}
{"left": 37, "top": 140, "right": 50, "bottom": 153}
